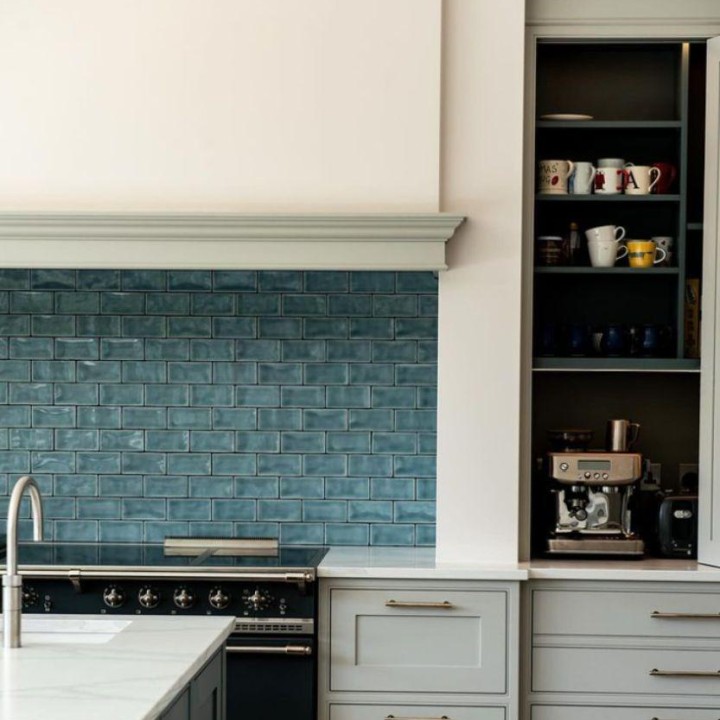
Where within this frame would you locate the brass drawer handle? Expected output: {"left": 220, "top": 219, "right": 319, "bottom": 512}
{"left": 385, "top": 716, "right": 450, "bottom": 720}
{"left": 225, "top": 644, "right": 312, "bottom": 656}
{"left": 385, "top": 600, "right": 455, "bottom": 609}
{"left": 652, "top": 611, "right": 720, "bottom": 619}
{"left": 650, "top": 668, "right": 720, "bottom": 678}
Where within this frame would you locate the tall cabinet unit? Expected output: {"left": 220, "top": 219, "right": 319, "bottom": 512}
{"left": 528, "top": 40, "right": 707, "bottom": 557}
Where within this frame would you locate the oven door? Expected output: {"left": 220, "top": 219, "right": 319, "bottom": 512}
{"left": 225, "top": 634, "right": 316, "bottom": 720}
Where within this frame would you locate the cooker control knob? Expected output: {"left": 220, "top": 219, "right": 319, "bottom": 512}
{"left": 208, "top": 587, "right": 231, "bottom": 610}
{"left": 103, "top": 585, "right": 126, "bottom": 608}
{"left": 22, "top": 586, "right": 39, "bottom": 609}
{"left": 244, "top": 588, "right": 272, "bottom": 612}
{"left": 173, "top": 587, "right": 196, "bottom": 610}
{"left": 559, "top": 462, "right": 569, "bottom": 472}
{"left": 138, "top": 586, "right": 161, "bottom": 609}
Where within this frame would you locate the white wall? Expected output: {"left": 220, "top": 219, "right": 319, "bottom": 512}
{"left": 0, "top": 0, "right": 440, "bottom": 211}
{"left": 435, "top": 0, "right": 526, "bottom": 564}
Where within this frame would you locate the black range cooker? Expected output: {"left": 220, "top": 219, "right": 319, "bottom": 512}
{"left": 0, "top": 538, "right": 327, "bottom": 720}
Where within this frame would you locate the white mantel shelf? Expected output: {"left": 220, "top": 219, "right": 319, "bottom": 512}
{"left": 0, "top": 212, "right": 465, "bottom": 270}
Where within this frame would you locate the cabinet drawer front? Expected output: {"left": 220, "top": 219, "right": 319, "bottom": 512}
{"left": 330, "top": 704, "right": 505, "bottom": 720}
{"left": 533, "top": 647, "right": 720, "bottom": 696}
{"left": 532, "top": 706, "right": 720, "bottom": 720}
{"left": 330, "top": 588, "right": 507, "bottom": 693}
{"left": 534, "top": 590, "right": 720, "bottom": 639}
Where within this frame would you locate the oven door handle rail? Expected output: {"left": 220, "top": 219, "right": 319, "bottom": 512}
{"left": 225, "top": 644, "right": 312, "bottom": 656}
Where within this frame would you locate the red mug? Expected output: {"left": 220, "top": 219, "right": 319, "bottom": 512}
{"left": 651, "top": 161, "right": 677, "bottom": 194}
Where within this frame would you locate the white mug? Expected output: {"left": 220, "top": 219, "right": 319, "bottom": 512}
{"left": 585, "top": 224, "right": 626, "bottom": 244}
{"left": 625, "top": 165, "right": 662, "bottom": 195}
{"left": 594, "top": 167, "right": 625, "bottom": 194}
{"left": 587, "top": 238, "right": 629, "bottom": 268}
{"left": 597, "top": 158, "right": 625, "bottom": 168}
{"left": 651, "top": 236, "right": 674, "bottom": 251}
{"left": 571, "top": 161, "right": 596, "bottom": 195}
{"left": 538, "top": 159, "right": 575, "bottom": 194}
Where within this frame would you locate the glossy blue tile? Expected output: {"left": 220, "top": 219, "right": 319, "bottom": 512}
{"left": 417, "top": 387, "right": 437, "bottom": 409}
{"left": 325, "top": 523, "right": 369, "bottom": 545}
{"left": 55, "top": 338, "right": 98, "bottom": 359}
{"left": 258, "top": 454, "right": 301, "bottom": 476}
{"left": 31, "top": 269, "right": 75, "bottom": 290}
{"left": 395, "top": 410, "right": 436, "bottom": 431}
{"left": 144, "top": 522, "right": 189, "bottom": 542}
{"left": 146, "top": 430, "right": 190, "bottom": 452}
{"left": 418, "top": 433, "right": 436, "bottom": 454}
{"left": 372, "top": 341, "right": 416, "bottom": 362}
{"left": 55, "top": 521, "right": 98, "bottom": 542}
{"left": 121, "top": 270, "right": 166, "bottom": 291}
{"left": 77, "top": 361, "right": 121, "bottom": 383}
{"left": 304, "top": 272, "right": 348, "bottom": 292}
{"left": 121, "top": 452, "right": 165, "bottom": 475}
{"left": 304, "top": 318, "right": 348, "bottom": 339}
{"left": 190, "top": 385, "right": 234, "bottom": 407}
{"left": 280, "top": 386, "right": 325, "bottom": 408}
{"left": 11, "top": 291, "right": 53, "bottom": 313}
{"left": 168, "top": 271, "right": 212, "bottom": 291}
{"left": 212, "top": 317, "right": 256, "bottom": 338}
{"left": 304, "top": 363, "right": 348, "bottom": 385}
{"left": 122, "top": 498, "right": 166, "bottom": 520}
{"left": 42, "top": 498, "right": 76, "bottom": 519}
{"left": 54, "top": 383, "right": 99, "bottom": 405}
{"left": 77, "top": 498, "right": 121, "bottom": 520}
{"left": 101, "top": 430, "right": 144, "bottom": 452}
{"left": 167, "top": 362, "right": 212, "bottom": 384}
{"left": 326, "top": 432, "right": 370, "bottom": 454}
{"left": 144, "top": 475, "right": 189, "bottom": 498}
{"left": 100, "top": 338, "right": 144, "bottom": 360}
{"left": 350, "top": 272, "right": 395, "bottom": 293}
{"left": 348, "top": 409, "right": 393, "bottom": 431}
{"left": 236, "top": 386, "right": 280, "bottom": 407}
{"left": 146, "top": 292, "right": 189, "bottom": 315}
{"left": 9, "top": 429, "right": 53, "bottom": 450}
{"left": 350, "top": 319, "right": 393, "bottom": 339}
{"left": 213, "top": 362, "right": 257, "bottom": 384}
{"left": 121, "top": 361, "right": 166, "bottom": 383}
{"left": 283, "top": 294, "right": 326, "bottom": 315}
{"left": 56, "top": 429, "right": 98, "bottom": 451}
{"left": 0, "top": 407, "right": 31, "bottom": 428}
{"left": 396, "top": 364, "right": 436, "bottom": 386}
{"left": 32, "top": 451, "right": 75, "bottom": 473}
{"left": 396, "top": 318, "right": 438, "bottom": 339}
{"left": 32, "top": 360, "right": 75, "bottom": 382}
{"left": 372, "top": 387, "right": 415, "bottom": 408}
{"left": 279, "top": 478, "right": 324, "bottom": 499}
{"left": 101, "top": 292, "right": 145, "bottom": 314}
{"left": 327, "top": 340, "right": 370, "bottom": 362}
{"left": 258, "top": 271, "right": 302, "bottom": 292}
{"left": 122, "top": 407, "right": 166, "bottom": 429}
{"left": 258, "top": 409, "right": 301, "bottom": 431}
{"left": 416, "top": 478, "right": 436, "bottom": 500}
{"left": 168, "top": 317, "right": 211, "bottom": 337}
{"left": 145, "top": 339, "right": 189, "bottom": 360}
{"left": 303, "top": 409, "right": 347, "bottom": 431}
{"left": 99, "top": 384, "right": 144, "bottom": 406}
{"left": 166, "top": 454, "right": 210, "bottom": 475}
{"left": 419, "top": 295, "right": 438, "bottom": 316}
{"left": 394, "top": 501, "right": 436, "bottom": 523}
{"left": 76, "top": 316, "right": 121, "bottom": 337}
{"left": 280, "top": 523, "right": 324, "bottom": 545}
{"left": 77, "top": 453, "right": 121, "bottom": 474}
{"left": 235, "top": 432, "right": 280, "bottom": 453}
{"left": 348, "top": 501, "right": 393, "bottom": 523}
{"left": 0, "top": 316, "right": 29, "bottom": 336}
{"left": 303, "top": 454, "right": 347, "bottom": 476}
{"left": 211, "top": 408, "right": 256, "bottom": 430}
{"left": 372, "top": 433, "right": 416, "bottom": 454}
{"left": 122, "top": 316, "right": 166, "bottom": 337}
{"left": 348, "top": 455, "right": 393, "bottom": 476}
{"left": 188, "top": 521, "right": 234, "bottom": 537}
{"left": 31, "top": 406, "right": 72, "bottom": 428}
{"left": 374, "top": 295, "right": 417, "bottom": 317}
{"left": 281, "top": 340, "right": 325, "bottom": 362}
{"left": 77, "top": 270, "right": 121, "bottom": 290}
{"left": 189, "top": 477, "right": 234, "bottom": 498}
{"left": 395, "top": 455, "right": 436, "bottom": 478}
{"left": 370, "top": 524, "right": 414, "bottom": 546}
{"left": 0, "top": 293, "right": 7, "bottom": 313}
{"left": 99, "top": 475, "right": 143, "bottom": 497}
{"left": 258, "top": 318, "right": 302, "bottom": 339}
{"left": 213, "top": 271, "right": 257, "bottom": 291}
{"left": 168, "top": 499, "right": 211, "bottom": 521}
{"left": 192, "top": 293, "right": 235, "bottom": 315}
{"left": 281, "top": 432, "right": 324, "bottom": 453}
{"left": 0, "top": 270, "right": 29, "bottom": 289}
{"left": 416, "top": 523, "right": 436, "bottom": 546}
{"left": 54, "top": 474, "right": 98, "bottom": 496}
{"left": 257, "top": 499, "right": 302, "bottom": 521}
{"left": 258, "top": 363, "right": 302, "bottom": 385}
{"left": 212, "top": 454, "right": 256, "bottom": 476}
{"left": 234, "top": 477, "right": 279, "bottom": 498}
{"left": 168, "top": 408, "right": 213, "bottom": 429}
{"left": 236, "top": 294, "right": 280, "bottom": 315}
{"left": 328, "top": 294, "right": 371, "bottom": 316}
{"left": 0, "top": 360, "right": 31, "bottom": 381}
{"left": 371, "top": 478, "right": 415, "bottom": 500}
{"left": 56, "top": 292, "right": 100, "bottom": 314}
{"left": 77, "top": 407, "right": 121, "bottom": 429}
{"left": 33, "top": 315, "right": 75, "bottom": 336}
{"left": 396, "top": 272, "right": 438, "bottom": 293}
{"left": 326, "top": 386, "right": 370, "bottom": 408}
{"left": 10, "top": 338, "right": 54, "bottom": 360}
{"left": 189, "top": 339, "right": 234, "bottom": 361}
{"left": 99, "top": 521, "right": 144, "bottom": 543}
{"left": 190, "top": 430, "right": 233, "bottom": 452}
{"left": 212, "top": 500, "right": 256, "bottom": 521}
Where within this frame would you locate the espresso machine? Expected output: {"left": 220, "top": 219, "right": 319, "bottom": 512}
{"left": 546, "top": 451, "right": 645, "bottom": 556}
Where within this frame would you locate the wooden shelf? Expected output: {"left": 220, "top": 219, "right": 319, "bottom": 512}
{"left": 533, "top": 357, "right": 700, "bottom": 372}
{"left": 535, "top": 267, "right": 679, "bottom": 275}
{"left": 536, "top": 120, "right": 682, "bottom": 129}
{"left": 536, "top": 194, "right": 681, "bottom": 202}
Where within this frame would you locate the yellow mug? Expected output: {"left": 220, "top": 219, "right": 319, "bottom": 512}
{"left": 626, "top": 240, "right": 667, "bottom": 268}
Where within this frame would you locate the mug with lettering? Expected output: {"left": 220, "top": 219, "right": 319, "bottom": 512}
{"left": 626, "top": 239, "right": 667, "bottom": 268}
{"left": 570, "top": 161, "right": 597, "bottom": 195}
{"left": 538, "top": 159, "right": 575, "bottom": 194}
{"left": 594, "top": 165, "right": 625, "bottom": 194}
{"left": 624, "top": 165, "right": 662, "bottom": 195}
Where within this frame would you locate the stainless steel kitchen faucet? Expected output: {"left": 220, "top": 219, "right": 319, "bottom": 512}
{"left": 2, "top": 475, "right": 44, "bottom": 649}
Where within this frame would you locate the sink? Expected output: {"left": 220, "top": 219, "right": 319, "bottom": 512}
{"left": 2, "top": 617, "right": 132, "bottom": 645}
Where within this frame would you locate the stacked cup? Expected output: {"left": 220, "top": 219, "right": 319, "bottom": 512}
{"left": 585, "top": 225, "right": 627, "bottom": 267}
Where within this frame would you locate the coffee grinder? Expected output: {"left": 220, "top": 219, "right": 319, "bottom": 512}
{"left": 546, "top": 451, "right": 645, "bottom": 556}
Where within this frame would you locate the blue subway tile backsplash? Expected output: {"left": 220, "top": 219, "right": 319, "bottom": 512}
{"left": 0, "top": 271, "right": 437, "bottom": 546}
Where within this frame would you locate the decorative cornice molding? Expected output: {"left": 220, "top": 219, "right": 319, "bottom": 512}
{"left": 0, "top": 212, "right": 465, "bottom": 271}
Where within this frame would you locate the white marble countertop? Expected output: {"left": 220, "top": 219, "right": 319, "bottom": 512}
{"left": 524, "top": 558, "right": 720, "bottom": 582}
{"left": 318, "top": 546, "right": 528, "bottom": 579}
{"left": 0, "top": 614, "right": 234, "bottom": 720}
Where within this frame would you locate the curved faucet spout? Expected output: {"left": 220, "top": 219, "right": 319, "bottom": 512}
{"left": 3, "top": 475, "right": 44, "bottom": 649}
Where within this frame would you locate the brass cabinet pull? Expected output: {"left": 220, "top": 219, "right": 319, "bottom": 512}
{"left": 652, "top": 611, "right": 720, "bottom": 619}
{"left": 225, "top": 644, "right": 312, "bottom": 656}
{"left": 385, "top": 716, "right": 450, "bottom": 719}
{"left": 650, "top": 668, "right": 720, "bottom": 678}
{"left": 385, "top": 600, "right": 454, "bottom": 609}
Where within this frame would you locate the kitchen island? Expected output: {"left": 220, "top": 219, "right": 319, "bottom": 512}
{"left": 0, "top": 614, "right": 234, "bottom": 720}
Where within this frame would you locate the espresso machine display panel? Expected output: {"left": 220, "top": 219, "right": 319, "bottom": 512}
{"left": 546, "top": 451, "right": 644, "bottom": 556}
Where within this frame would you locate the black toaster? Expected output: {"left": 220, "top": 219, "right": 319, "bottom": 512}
{"left": 658, "top": 495, "right": 698, "bottom": 558}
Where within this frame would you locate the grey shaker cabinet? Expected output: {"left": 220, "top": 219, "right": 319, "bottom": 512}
{"left": 159, "top": 649, "right": 225, "bottom": 720}
{"left": 318, "top": 578, "right": 520, "bottom": 720}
